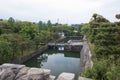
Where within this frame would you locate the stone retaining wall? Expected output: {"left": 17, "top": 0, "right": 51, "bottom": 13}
{"left": 12, "top": 45, "right": 48, "bottom": 64}
{"left": 0, "top": 63, "right": 76, "bottom": 80}
{"left": 80, "top": 36, "right": 93, "bottom": 73}
{"left": 0, "top": 63, "right": 51, "bottom": 80}
{"left": 12, "top": 38, "right": 65, "bottom": 64}
{"left": 0, "top": 63, "right": 92, "bottom": 80}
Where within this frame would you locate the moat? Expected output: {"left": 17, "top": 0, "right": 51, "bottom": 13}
{"left": 24, "top": 50, "right": 80, "bottom": 78}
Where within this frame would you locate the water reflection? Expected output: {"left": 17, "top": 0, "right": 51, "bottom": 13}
{"left": 25, "top": 50, "right": 80, "bottom": 79}
{"left": 37, "top": 54, "right": 48, "bottom": 67}
{"left": 58, "top": 47, "right": 64, "bottom": 51}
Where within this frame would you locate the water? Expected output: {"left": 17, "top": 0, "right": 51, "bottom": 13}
{"left": 24, "top": 50, "right": 80, "bottom": 79}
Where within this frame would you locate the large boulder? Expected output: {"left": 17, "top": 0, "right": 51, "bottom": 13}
{"left": 0, "top": 68, "right": 16, "bottom": 80}
{"left": 0, "top": 63, "right": 25, "bottom": 80}
{"left": 57, "top": 72, "right": 75, "bottom": 80}
{"left": 0, "top": 63, "right": 51, "bottom": 80}
{"left": 15, "top": 67, "right": 30, "bottom": 80}
{"left": 49, "top": 75, "right": 56, "bottom": 80}
{"left": 28, "top": 68, "right": 50, "bottom": 80}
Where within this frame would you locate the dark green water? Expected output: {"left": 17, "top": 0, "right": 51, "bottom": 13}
{"left": 24, "top": 50, "right": 80, "bottom": 79}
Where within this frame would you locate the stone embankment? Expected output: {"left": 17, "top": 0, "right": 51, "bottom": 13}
{"left": 12, "top": 37, "right": 65, "bottom": 64}
{"left": 0, "top": 63, "right": 75, "bottom": 80}
{"left": 0, "top": 63, "right": 51, "bottom": 80}
{"left": 80, "top": 36, "right": 93, "bottom": 72}
{"left": 12, "top": 45, "right": 48, "bottom": 64}
{"left": 79, "top": 36, "right": 93, "bottom": 80}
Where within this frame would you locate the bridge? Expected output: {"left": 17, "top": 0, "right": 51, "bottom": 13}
{"left": 48, "top": 40, "right": 83, "bottom": 52}
{"left": 48, "top": 42, "right": 83, "bottom": 47}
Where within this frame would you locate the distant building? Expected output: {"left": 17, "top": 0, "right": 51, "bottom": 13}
{"left": 71, "top": 24, "right": 80, "bottom": 28}
{"left": 71, "top": 24, "right": 84, "bottom": 29}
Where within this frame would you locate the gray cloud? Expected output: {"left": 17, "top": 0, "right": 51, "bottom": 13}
{"left": 0, "top": 0, "right": 120, "bottom": 24}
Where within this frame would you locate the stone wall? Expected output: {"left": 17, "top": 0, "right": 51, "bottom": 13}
{"left": 0, "top": 63, "right": 93, "bottom": 80}
{"left": 56, "top": 72, "right": 75, "bottom": 80}
{"left": 12, "top": 37, "right": 66, "bottom": 64}
{"left": 0, "top": 63, "right": 51, "bottom": 80}
{"left": 12, "top": 45, "right": 48, "bottom": 64}
{"left": 0, "top": 63, "right": 76, "bottom": 80}
{"left": 80, "top": 36, "right": 93, "bottom": 73}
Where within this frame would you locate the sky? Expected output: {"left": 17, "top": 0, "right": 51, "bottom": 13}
{"left": 0, "top": 0, "right": 120, "bottom": 24}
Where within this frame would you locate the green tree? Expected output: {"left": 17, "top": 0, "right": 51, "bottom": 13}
{"left": 41, "top": 30, "right": 51, "bottom": 43}
{"left": 0, "top": 40, "right": 12, "bottom": 63}
{"left": 34, "top": 36, "right": 41, "bottom": 49}
{"left": 8, "top": 17, "right": 15, "bottom": 27}
{"left": 19, "top": 40, "right": 33, "bottom": 56}
{"left": 115, "top": 14, "right": 120, "bottom": 20}
{"left": 90, "top": 13, "right": 109, "bottom": 23}
{"left": 0, "top": 34, "right": 23, "bottom": 59}
{"left": 8, "top": 17, "right": 15, "bottom": 23}
{"left": 92, "top": 13, "right": 98, "bottom": 21}
{"left": 81, "top": 24, "right": 90, "bottom": 35}
{"left": 47, "top": 20, "right": 52, "bottom": 31}
{"left": 38, "top": 21, "right": 43, "bottom": 33}
{"left": 20, "top": 26, "right": 38, "bottom": 39}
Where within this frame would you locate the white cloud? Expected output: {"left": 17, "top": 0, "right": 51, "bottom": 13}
{"left": 0, "top": 0, "right": 120, "bottom": 24}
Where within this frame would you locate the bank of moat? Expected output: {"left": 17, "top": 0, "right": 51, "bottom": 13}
{"left": 0, "top": 63, "right": 92, "bottom": 80}
{"left": 0, "top": 63, "right": 75, "bottom": 80}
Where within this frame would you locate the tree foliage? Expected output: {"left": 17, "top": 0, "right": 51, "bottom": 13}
{"left": 81, "top": 13, "right": 120, "bottom": 80}
{"left": 0, "top": 17, "right": 63, "bottom": 63}
{"left": 90, "top": 13, "right": 109, "bottom": 23}
{"left": 115, "top": 14, "right": 120, "bottom": 19}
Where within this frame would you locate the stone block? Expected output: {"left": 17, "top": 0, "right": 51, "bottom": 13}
{"left": 2, "top": 63, "right": 25, "bottom": 69}
{"left": 0, "top": 63, "right": 52, "bottom": 80}
{"left": 57, "top": 72, "right": 75, "bottom": 80}
{"left": 49, "top": 75, "right": 56, "bottom": 80}
{"left": 15, "top": 67, "right": 30, "bottom": 80}
{"left": 27, "top": 68, "right": 44, "bottom": 75}
{"left": 0, "top": 68, "right": 16, "bottom": 80}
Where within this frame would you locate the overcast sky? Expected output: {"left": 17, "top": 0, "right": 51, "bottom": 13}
{"left": 0, "top": 0, "right": 120, "bottom": 24}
